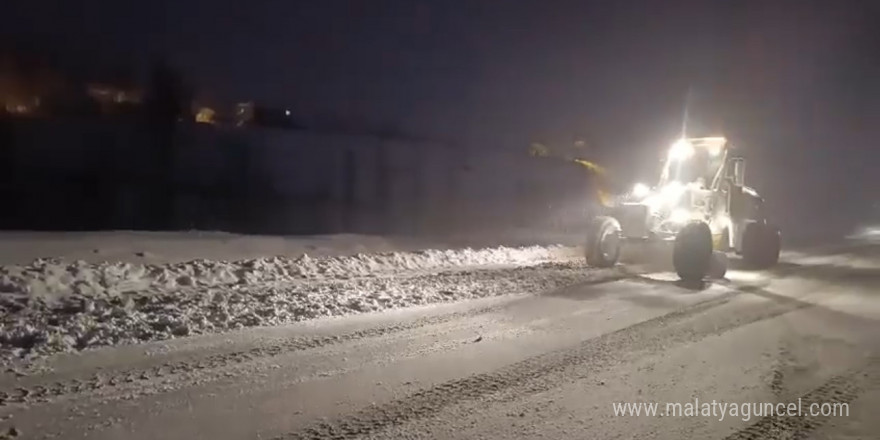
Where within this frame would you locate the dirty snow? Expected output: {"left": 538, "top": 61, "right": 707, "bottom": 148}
{"left": 0, "top": 245, "right": 576, "bottom": 301}
{"left": 0, "top": 230, "right": 584, "bottom": 265}
{"left": 0, "top": 231, "right": 432, "bottom": 265}
{"left": 0, "top": 244, "right": 589, "bottom": 364}
{"left": 781, "top": 250, "right": 880, "bottom": 270}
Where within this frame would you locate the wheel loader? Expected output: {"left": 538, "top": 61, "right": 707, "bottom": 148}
{"left": 582, "top": 136, "right": 781, "bottom": 281}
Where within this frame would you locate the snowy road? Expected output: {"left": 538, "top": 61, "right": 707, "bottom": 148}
{"left": 1, "top": 242, "right": 879, "bottom": 439}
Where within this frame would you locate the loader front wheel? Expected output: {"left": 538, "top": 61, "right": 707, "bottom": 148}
{"left": 586, "top": 216, "right": 622, "bottom": 268}
{"left": 673, "top": 222, "right": 713, "bottom": 282}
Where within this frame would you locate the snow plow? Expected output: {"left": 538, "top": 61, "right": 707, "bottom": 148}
{"left": 584, "top": 136, "right": 781, "bottom": 281}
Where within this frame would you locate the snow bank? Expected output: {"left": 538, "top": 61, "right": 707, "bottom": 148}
{"left": 0, "top": 231, "right": 425, "bottom": 265}
{"left": 0, "top": 245, "right": 587, "bottom": 363}
{"left": 0, "top": 245, "right": 573, "bottom": 301}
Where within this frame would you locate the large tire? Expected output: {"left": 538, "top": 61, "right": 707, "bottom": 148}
{"left": 585, "top": 216, "right": 622, "bottom": 268}
{"left": 742, "top": 222, "right": 781, "bottom": 269}
{"left": 673, "top": 222, "right": 713, "bottom": 282}
{"left": 708, "top": 251, "right": 728, "bottom": 279}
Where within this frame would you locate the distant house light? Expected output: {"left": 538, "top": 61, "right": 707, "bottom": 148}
{"left": 87, "top": 83, "right": 143, "bottom": 105}
{"left": 5, "top": 103, "right": 30, "bottom": 114}
{"left": 234, "top": 102, "right": 255, "bottom": 127}
{"left": 195, "top": 107, "right": 217, "bottom": 124}
{"left": 3, "top": 96, "right": 39, "bottom": 115}
{"left": 285, "top": 109, "right": 291, "bottom": 116}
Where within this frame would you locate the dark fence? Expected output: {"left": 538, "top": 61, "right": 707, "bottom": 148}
{"left": 0, "top": 117, "right": 597, "bottom": 237}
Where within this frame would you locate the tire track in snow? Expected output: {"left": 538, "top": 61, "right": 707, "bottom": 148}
{"left": 722, "top": 358, "right": 879, "bottom": 440}
{"left": 0, "top": 304, "right": 502, "bottom": 407}
{"left": 274, "top": 285, "right": 781, "bottom": 439}
{"left": 277, "top": 281, "right": 820, "bottom": 440}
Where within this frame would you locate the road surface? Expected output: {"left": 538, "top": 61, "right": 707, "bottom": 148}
{"left": 1, "top": 242, "right": 879, "bottom": 439}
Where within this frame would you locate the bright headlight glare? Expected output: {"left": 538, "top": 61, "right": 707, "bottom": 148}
{"left": 670, "top": 208, "right": 691, "bottom": 224}
{"left": 642, "top": 194, "right": 662, "bottom": 213}
{"left": 661, "top": 181, "right": 685, "bottom": 203}
{"left": 632, "top": 183, "right": 650, "bottom": 198}
{"left": 715, "top": 214, "right": 731, "bottom": 230}
{"left": 669, "top": 138, "right": 694, "bottom": 161}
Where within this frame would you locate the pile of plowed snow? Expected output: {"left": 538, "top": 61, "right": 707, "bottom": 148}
{"left": 0, "top": 245, "right": 592, "bottom": 363}
{"left": 0, "top": 245, "right": 574, "bottom": 300}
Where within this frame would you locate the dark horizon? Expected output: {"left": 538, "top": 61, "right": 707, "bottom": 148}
{"left": 3, "top": 0, "right": 880, "bottom": 237}
{"left": 3, "top": 1, "right": 875, "bottom": 142}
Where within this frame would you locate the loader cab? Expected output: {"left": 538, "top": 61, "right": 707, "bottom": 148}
{"left": 724, "top": 154, "right": 748, "bottom": 218}
{"left": 658, "top": 137, "right": 728, "bottom": 190}
{"left": 726, "top": 155, "right": 746, "bottom": 188}
{"left": 722, "top": 152, "right": 773, "bottom": 254}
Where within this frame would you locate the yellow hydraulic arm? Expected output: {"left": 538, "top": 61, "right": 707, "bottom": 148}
{"left": 571, "top": 158, "right": 613, "bottom": 207}
{"left": 529, "top": 143, "right": 613, "bottom": 207}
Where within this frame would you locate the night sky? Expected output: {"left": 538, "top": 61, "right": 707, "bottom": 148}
{"left": 4, "top": 0, "right": 880, "bottom": 231}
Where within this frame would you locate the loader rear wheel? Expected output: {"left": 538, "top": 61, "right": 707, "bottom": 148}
{"left": 585, "top": 216, "right": 622, "bottom": 268}
{"left": 673, "top": 222, "right": 713, "bottom": 282}
{"left": 708, "top": 251, "right": 729, "bottom": 279}
{"left": 742, "top": 222, "right": 781, "bottom": 269}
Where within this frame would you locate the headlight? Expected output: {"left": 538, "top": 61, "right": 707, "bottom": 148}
{"left": 631, "top": 182, "right": 650, "bottom": 198}
{"left": 670, "top": 208, "right": 691, "bottom": 224}
{"left": 645, "top": 181, "right": 685, "bottom": 213}
{"left": 714, "top": 214, "right": 731, "bottom": 231}
{"left": 660, "top": 181, "right": 685, "bottom": 204}
{"left": 668, "top": 138, "right": 694, "bottom": 161}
